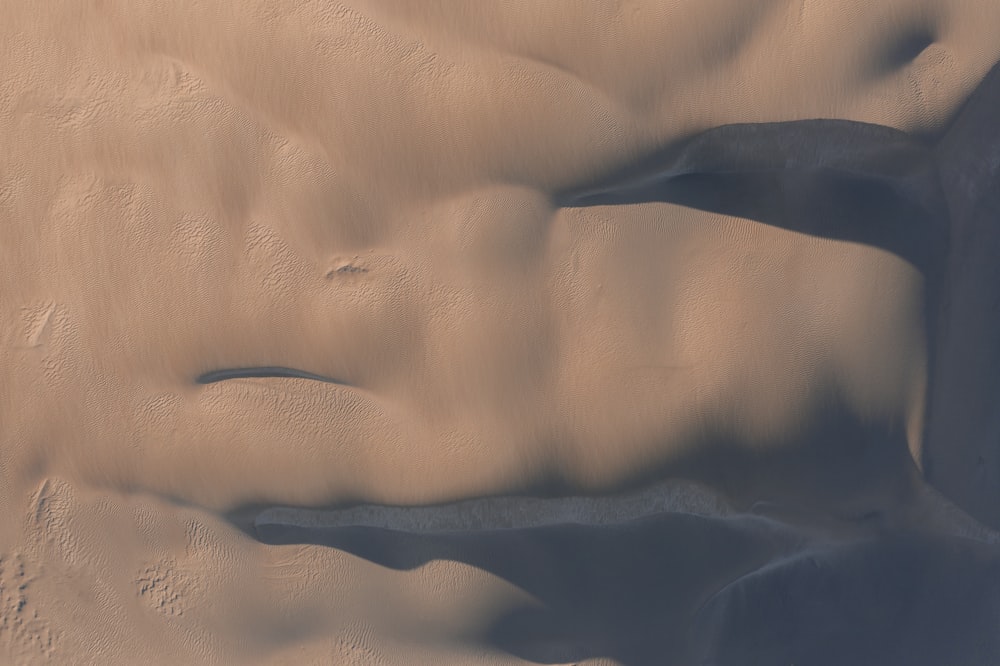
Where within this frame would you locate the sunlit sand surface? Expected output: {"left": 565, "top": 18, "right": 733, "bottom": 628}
{"left": 2, "top": 1, "right": 1000, "bottom": 663}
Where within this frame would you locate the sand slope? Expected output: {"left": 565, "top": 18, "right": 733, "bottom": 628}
{"left": 2, "top": 1, "right": 1000, "bottom": 663}
{"left": 925, "top": 60, "right": 1000, "bottom": 529}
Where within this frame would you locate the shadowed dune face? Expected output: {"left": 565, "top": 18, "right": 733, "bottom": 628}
{"left": 925, "top": 61, "right": 1000, "bottom": 529}
{"left": 2, "top": 1, "right": 1000, "bottom": 662}
{"left": 255, "top": 513, "right": 1000, "bottom": 665}
{"left": 691, "top": 532, "right": 1000, "bottom": 666}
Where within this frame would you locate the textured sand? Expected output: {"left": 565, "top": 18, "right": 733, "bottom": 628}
{"left": 2, "top": 1, "right": 1000, "bottom": 663}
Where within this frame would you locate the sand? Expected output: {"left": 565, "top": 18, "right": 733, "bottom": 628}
{"left": 2, "top": 1, "right": 1000, "bottom": 663}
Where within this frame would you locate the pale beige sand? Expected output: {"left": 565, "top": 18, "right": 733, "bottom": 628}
{"left": 2, "top": 1, "right": 1000, "bottom": 663}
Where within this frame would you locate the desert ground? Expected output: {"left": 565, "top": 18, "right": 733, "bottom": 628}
{"left": 2, "top": 1, "right": 1000, "bottom": 664}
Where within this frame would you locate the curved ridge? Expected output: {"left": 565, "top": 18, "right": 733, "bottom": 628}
{"left": 195, "top": 366, "right": 348, "bottom": 385}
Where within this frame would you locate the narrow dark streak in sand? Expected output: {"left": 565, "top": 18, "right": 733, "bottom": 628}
{"left": 195, "top": 367, "right": 348, "bottom": 385}
{"left": 253, "top": 480, "right": 737, "bottom": 534}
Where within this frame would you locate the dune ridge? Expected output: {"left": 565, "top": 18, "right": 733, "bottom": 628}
{"left": 2, "top": 1, "right": 1000, "bottom": 663}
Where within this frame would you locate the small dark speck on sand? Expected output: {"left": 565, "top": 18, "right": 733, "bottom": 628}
{"left": 326, "top": 264, "right": 367, "bottom": 278}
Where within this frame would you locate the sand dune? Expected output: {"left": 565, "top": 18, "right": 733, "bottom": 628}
{"left": 925, "top": 59, "right": 1000, "bottom": 530}
{"left": 2, "top": 1, "right": 1000, "bottom": 663}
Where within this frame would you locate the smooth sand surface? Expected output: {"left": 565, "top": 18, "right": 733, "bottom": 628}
{"left": 2, "top": 1, "right": 1000, "bottom": 663}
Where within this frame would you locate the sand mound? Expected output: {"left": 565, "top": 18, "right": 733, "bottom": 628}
{"left": 2, "top": 1, "right": 1000, "bottom": 663}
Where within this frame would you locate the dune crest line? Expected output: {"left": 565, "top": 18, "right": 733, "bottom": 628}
{"left": 195, "top": 367, "right": 348, "bottom": 385}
